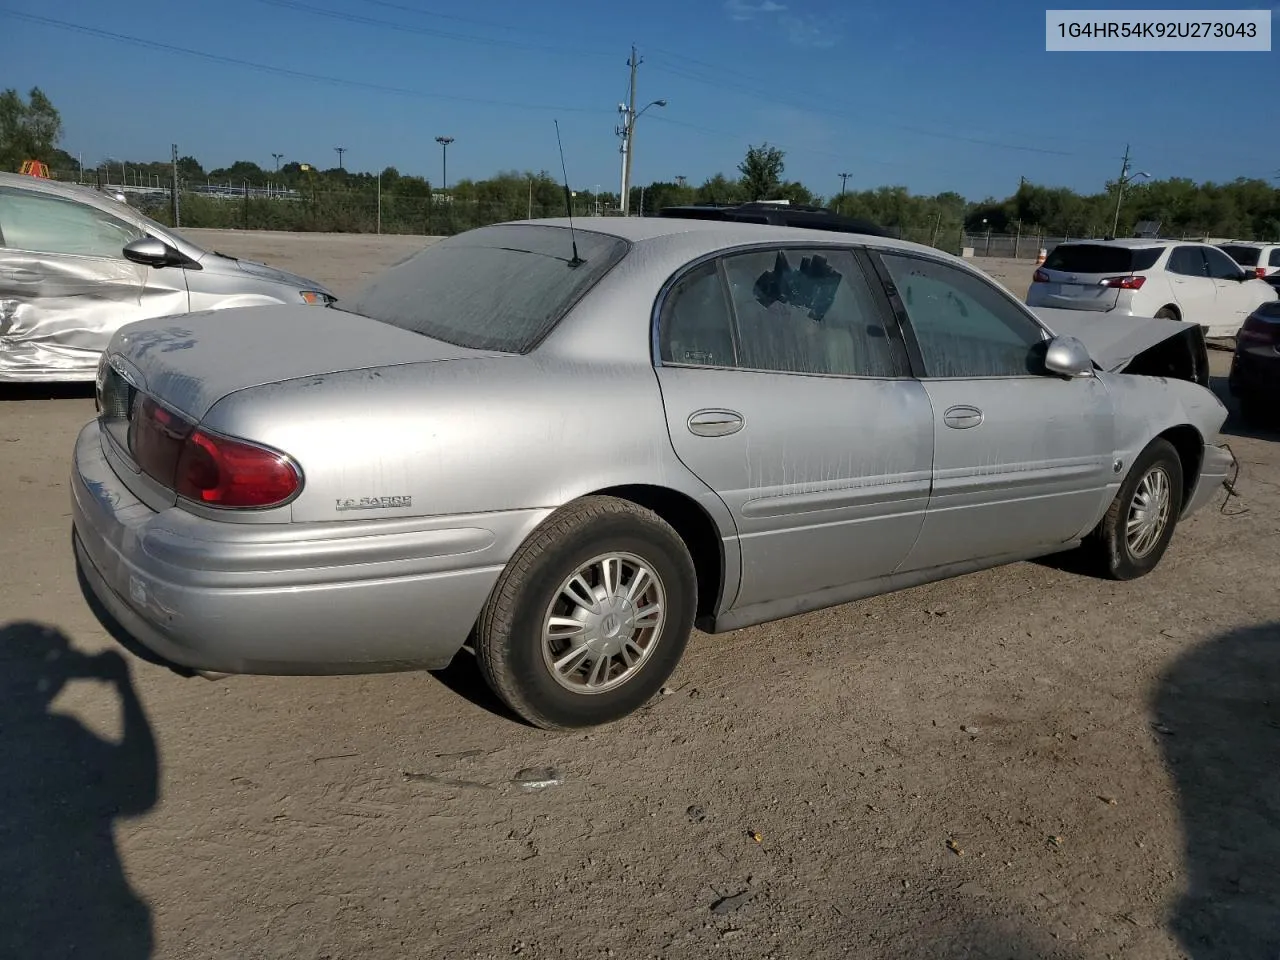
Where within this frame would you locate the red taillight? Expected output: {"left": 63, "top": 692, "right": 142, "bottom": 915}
{"left": 175, "top": 429, "right": 301, "bottom": 508}
{"left": 1256, "top": 267, "right": 1267, "bottom": 279}
{"left": 128, "top": 397, "right": 300, "bottom": 508}
{"left": 1100, "top": 275, "right": 1146, "bottom": 290}
{"left": 1238, "top": 312, "right": 1280, "bottom": 345}
{"left": 1033, "top": 268, "right": 1050, "bottom": 283}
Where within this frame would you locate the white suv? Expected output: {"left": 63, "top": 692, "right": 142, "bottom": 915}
{"left": 1025, "top": 239, "right": 1278, "bottom": 337}
{"left": 1218, "top": 241, "right": 1280, "bottom": 279}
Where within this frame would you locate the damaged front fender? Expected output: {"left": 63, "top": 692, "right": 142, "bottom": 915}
{"left": 1031, "top": 307, "right": 1210, "bottom": 388}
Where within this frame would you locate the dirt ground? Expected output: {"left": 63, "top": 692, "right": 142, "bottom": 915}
{"left": 2, "top": 234, "right": 1278, "bottom": 960}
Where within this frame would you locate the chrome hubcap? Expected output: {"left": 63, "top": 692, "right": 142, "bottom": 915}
{"left": 1126, "top": 465, "right": 1172, "bottom": 559}
{"left": 541, "top": 552, "right": 666, "bottom": 695}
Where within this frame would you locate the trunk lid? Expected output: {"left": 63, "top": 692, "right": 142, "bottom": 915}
{"left": 102, "top": 304, "right": 507, "bottom": 422}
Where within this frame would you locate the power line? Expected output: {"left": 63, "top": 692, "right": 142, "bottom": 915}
{"left": 0, "top": 11, "right": 610, "bottom": 114}
{"left": 255, "top": 0, "right": 613, "bottom": 59}
{"left": 646, "top": 58, "right": 1076, "bottom": 158}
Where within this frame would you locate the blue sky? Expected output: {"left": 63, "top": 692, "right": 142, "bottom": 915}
{"left": 2, "top": 0, "right": 1277, "bottom": 200}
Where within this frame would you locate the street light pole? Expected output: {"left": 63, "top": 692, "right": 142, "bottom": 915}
{"left": 334, "top": 146, "right": 346, "bottom": 171}
{"left": 435, "top": 136, "right": 454, "bottom": 193}
{"left": 837, "top": 172, "right": 851, "bottom": 213}
{"left": 272, "top": 153, "right": 284, "bottom": 171}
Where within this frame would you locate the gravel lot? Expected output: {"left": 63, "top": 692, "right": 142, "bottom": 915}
{"left": 2, "top": 233, "right": 1277, "bottom": 960}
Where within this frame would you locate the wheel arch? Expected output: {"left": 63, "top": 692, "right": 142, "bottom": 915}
{"left": 587, "top": 483, "right": 729, "bottom": 629}
{"left": 1156, "top": 424, "right": 1204, "bottom": 514}
{"left": 1155, "top": 304, "right": 1181, "bottom": 321}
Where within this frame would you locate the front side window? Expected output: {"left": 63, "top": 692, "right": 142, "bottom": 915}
{"left": 0, "top": 188, "right": 143, "bottom": 258}
{"left": 720, "top": 247, "right": 908, "bottom": 378}
{"left": 1203, "top": 246, "right": 1247, "bottom": 280}
{"left": 1167, "top": 246, "right": 1209, "bottom": 277}
{"left": 880, "top": 253, "right": 1046, "bottom": 378}
{"left": 340, "top": 224, "right": 628, "bottom": 354}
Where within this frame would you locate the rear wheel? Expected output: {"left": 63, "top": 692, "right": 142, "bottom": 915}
{"left": 475, "top": 496, "right": 697, "bottom": 730}
{"left": 1085, "top": 438, "right": 1184, "bottom": 581}
{"left": 1154, "top": 307, "right": 1179, "bottom": 321}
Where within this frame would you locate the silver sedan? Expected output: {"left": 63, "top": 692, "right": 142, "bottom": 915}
{"left": 0, "top": 172, "right": 335, "bottom": 382}
{"left": 70, "top": 217, "right": 1234, "bottom": 728}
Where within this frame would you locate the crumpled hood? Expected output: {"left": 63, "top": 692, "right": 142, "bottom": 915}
{"left": 1030, "top": 306, "right": 1196, "bottom": 372}
{"left": 107, "top": 304, "right": 506, "bottom": 420}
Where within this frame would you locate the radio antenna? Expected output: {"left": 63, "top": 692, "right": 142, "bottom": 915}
{"left": 554, "top": 119, "right": 584, "bottom": 267}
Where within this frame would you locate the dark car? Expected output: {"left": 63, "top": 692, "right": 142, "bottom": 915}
{"left": 1228, "top": 300, "right": 1280, "bottom": 425}
{"left": 657, "top": 201, "right": 891, "bottom": 237}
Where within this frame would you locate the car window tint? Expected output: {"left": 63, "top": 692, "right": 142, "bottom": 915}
{"left": 1131, "top": 247, "right": 1162, "bottom": 270}
{"left": 1204, "top": 246, "right": 1246, "bottom": 280}
{"left": 881, "top": 253, "right": 1044, "bottom": 378}
{"left": 1270, "top": 249, "right": 1280, "bottom": 268}
{"left": 722, "top": 248, "right": 908, "bottom": 378}
{"left": 0, "top": 188, "right": 142, "bottom": 258}
{"left": 339, "top": 224, "right": 628, "bottom": 354}
{"left": 658, "top": 260, "right": 736, "bottom": 367}
{"left": 1044, "top": 244, "right": 1143, "bottom": 274}
{"left": 1168, "top": 247, "right": 1208, "bottom": 277}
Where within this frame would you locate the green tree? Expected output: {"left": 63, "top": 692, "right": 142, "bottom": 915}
{"left": 0, "top": 86, "right": 63, "bottom": 172}
{"left": 738, "top": 143, "right": 785, "bottom": 201}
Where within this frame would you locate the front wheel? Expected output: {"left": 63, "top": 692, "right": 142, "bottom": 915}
{"left": 475, "top": 496, "right": 697, "bottom": 730}
{"left": 1086, "top": 438, "right": 1184, "bottom": 581}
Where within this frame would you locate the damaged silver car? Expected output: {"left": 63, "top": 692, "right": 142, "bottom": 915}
{"left": 0, "top": 172, "right": 335, "bottom": 382}
{"left": 71, "top": 218, "right": 1235, "bottom": 730}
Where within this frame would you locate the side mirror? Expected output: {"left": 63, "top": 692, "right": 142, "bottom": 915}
{"left": 123, "top": 237, "right": 181, "bottom": 268}
{"left": 1044, "top": 335, "right": 1095, "bottom": 379}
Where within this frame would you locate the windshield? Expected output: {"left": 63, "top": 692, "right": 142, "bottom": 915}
{"left": 338, "top": 224, "right": 629, "bottom": 353}
{"left": 1043, "top": 244, "right": 1162, "bottom": 274}
{"left": 1219, "top": 245, "right": 1261, "bottom": 267}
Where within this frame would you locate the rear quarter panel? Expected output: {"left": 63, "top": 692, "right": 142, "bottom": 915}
{"left": 200, "top": 355, "right": 725, "bottom": 526}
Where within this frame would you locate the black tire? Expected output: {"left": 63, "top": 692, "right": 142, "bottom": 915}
{"left": 475, "top": 496, "right": 697, "bottom": 730}
{"left": 1154, "top": 307, "right": 1179, "bottom": 322}
{"left": 1086, "top": 438, "right": 1184, "bottom": 581}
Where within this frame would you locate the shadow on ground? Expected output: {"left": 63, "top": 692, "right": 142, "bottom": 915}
{"left": 1156, "top": 620, "right": 1280, "bottom": 958}
{"left": 1209, "top": 375, "right": 1278, "bottom": 442}
{"left": 427, "top": 649, "right": 532, "bottom": 727}
{"left": 0, "top": 382, "right": 96, "bottom": 403}
{"left": 0, "top": 621, "right": 160, "bottom": 960}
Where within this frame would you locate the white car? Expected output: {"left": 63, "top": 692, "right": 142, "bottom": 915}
{"left": 1218, "top": 241, "right": 1280, "bottom": 280}
{"left": 1026, "top": 239, "right": 1278, "bottom": 338}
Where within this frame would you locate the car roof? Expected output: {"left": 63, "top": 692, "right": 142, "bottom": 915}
{"left": 0, "top": 171, "right": 122, "bottom": 203}
{"left": 518, "top": 215, "right": 947, "bottom": 260}
{"left": 1055, "top": 238, "right": 1184, "bottom": 249}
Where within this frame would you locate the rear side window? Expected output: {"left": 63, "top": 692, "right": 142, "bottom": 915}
{"left": 1168, "top": 246, "right": 1209, "bottom": 277}
{"left": 340, "top": 224, "right": 628, "bottom": 354}
{"left": 722, "top": 248, "right": 908, "bottom": 378}
{"left": 1270, "top": 249, "right": 1280, "bottom": 268}
{"left": 659, "top": 260, "right": 737, "bottom": 367}
{"left": 1043, "top": 244, "right": 1159, "bottom": 273}
{"left": 1219, "top": 245, "right": 1260, "bottom": 267}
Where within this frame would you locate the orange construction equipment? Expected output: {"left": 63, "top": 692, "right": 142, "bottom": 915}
{"left": 19, "top": 160, "right": 51, "bottom": 178}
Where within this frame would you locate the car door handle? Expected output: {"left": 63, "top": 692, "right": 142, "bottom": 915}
{"left": 687, "top": 408, "right": 744, "bottom": 437}
{"left": 943, "top": 405, "right": 984, "bottom": 429}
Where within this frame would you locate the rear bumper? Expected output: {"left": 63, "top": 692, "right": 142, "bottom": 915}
{"left": 71, "top": 420, "right": 549, "bottom": 675}
{"left": 1183, "top": 441, "right": 1235, "bottom": 517}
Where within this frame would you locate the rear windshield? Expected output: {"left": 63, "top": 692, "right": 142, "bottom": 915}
{"left": 338, "top": 224, "right": 629, "bottom": 353}
{"left": 1219, "top": 244, "right": 1261, "bottom": 266}
{"left": 1043, "top": 244, "right": 1161, "bottom": 274}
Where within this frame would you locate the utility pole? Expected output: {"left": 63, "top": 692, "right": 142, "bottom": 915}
{"left": 528, "top": 177, "right": 533, "bottom": 219}
{"left": 376, "top": 172, "right": 381, "bottom": 234}
{"left": 615, "top": 47, "right": 667, "bottom": 217}
{"left": 272, "top": 153, "right": 284, "bottom": 171}
{"left": 620, "top": 45, "right": 639, "bottom": 216}
{"left": 334, "top": 146, "right": 346, "bottom": 171}
{"left": 837, "top": 172, "right": 851, "bottom": 212}
{"left": 1110, "top": 144, "right": 1150, "bottom": 238}
{"left": 171, "top": 143, "right": 180, "bottom": 227}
